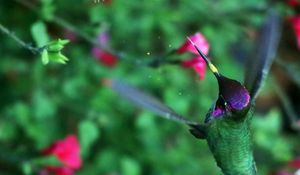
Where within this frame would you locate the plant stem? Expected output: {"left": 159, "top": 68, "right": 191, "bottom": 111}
{"left": 0, "top": 23, "right": 41, "bottom": 54}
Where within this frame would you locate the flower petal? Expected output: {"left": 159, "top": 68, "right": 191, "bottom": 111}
{"left": 92, "top": 47, "right": 118, "bottom": 67}
{"left": 181, "top": 57, "right": 201, "bottom": 68}
{"left": 177, "top": 33, "right": 209, "bottom": 55}
{"left": 42, "top": 135, "right": 81, "bottom": 169}
{"left": 289, "top": 158, "right": 300, "bottom": 168}
{"left": 192, "top": 61, "right": 206, "bottom": 80}
{"left": 181, "top": 56, "right": 206, "bottom": 79}
{"left": 288, "top": 16, "right": 300, "bottom": 49}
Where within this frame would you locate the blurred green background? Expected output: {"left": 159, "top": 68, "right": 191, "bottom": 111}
{"left": 1, "top": 0, "right": 300, "bottom": 174}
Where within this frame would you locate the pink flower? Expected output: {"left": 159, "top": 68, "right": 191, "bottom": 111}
{"left": 288, "top": 16, "right": 300, "bottom": 49}
{"left": 40, "top": 167, "right": 74, "bottom": 175}
{"left": 42, "top": 135, "right": 81, "bottom": 169}
{"left": 289, "top": 158, "right": 300, "bottom": 168}
{"left": 177, "top": 32, "right": 210, "bottom": 80}
{"left": 92, "top": 47, "right": 118, "bottom": 67}
{"left": 177, "top": 32, "right": 209, "bottom": 55}
{"left": 181, "top": 57, "right": 206, "bottom": 79}
{"left": 91, "top": 31, "right": 118, "bottom": 67}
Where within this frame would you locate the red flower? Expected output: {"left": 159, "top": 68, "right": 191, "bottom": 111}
{"left": 92, "top": 47, "right": 118, "bottom": 67}
{"left": 42, "top": 135, "right": 81, "bottom": 169}
{"left": 91, "top": 31, "right": 118, "bottom": 67}
{"left": 177, "top": 32, "right": 209, "bottom": 55}
{"left": 288, "top": 16, "right": 300, "bottom": 49}
{"left": 287, "top": 0, "right": 299, "bottom": 6}
{"left": 40, "top": 167, "right": 74, "bottom": 175}
{"left": 288, "top": 158, "right": 300, "bottom": 168}
{"left": 181, "top": 57, "right": 206, "bottom": 80}
{"left": 177, "top": 32, "right": 210, "bottom": 80}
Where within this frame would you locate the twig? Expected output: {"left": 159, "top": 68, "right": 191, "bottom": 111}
{"left": 0, "top": 23, "right": 42, "bottom": 54}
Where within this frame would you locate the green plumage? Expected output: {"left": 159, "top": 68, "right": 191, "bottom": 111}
{"left": 205, "top": 106, "right": 256, "bottom": 175}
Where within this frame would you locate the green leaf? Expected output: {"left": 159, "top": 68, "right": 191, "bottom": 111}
{"left": 22, "top": 162, "right": 32, "bottom": 175}
{"left": 57, "top": 39, "right": 69, "bottom": 45}
{"left": 41, "top": 0, "right": 55, "bottom": 20}
{"left": 32, "top": 89, "right": 56, "bottom": 120}
{"left": 41, "top": 49, "right": 49, "bottom": 65}
{"left": 44, "top": 39, "right": 70, "bottom": 64}
{"left": 95, "top": 149, "right": 119, "bottom": 172}
{"left": 79, "top": 120, "right": 100, "bottom": 158}
{"left": 31, "top": 21, "right": 49, "bottom": 47}
{"left": 253, "top": 109, "right": 293, "bottom": 161}
{"left": 0, "top": 120, "right": 17, "bottom": 141}
{"left": 121, "top": 157, "right": 141, "bottom": 175}
{"left": 47, "top": 52, "right": 69, "bottom": 64}
{"left": 47, "top": 39, "right": 70, "bottom": 52}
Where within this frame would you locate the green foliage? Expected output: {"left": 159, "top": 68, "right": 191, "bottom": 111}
{"left": 31, "top": 21, "right": 49, "bottom": 47}
{"left": 253, "top": 109, "right": 293, "bottom": 162}
{"left": 31, "top": 22, "right": 69, "bottom": 64}
{"left": 40, "top": 39, "right": 70, "bottom": 65}
{"left": 0, "top": 0, "right": 299, "bottom": 175}
{"left": 79, "top": 120, "right": 100, "bottom": 158}
{"left": 121, "top": 157, "right": 141, "bottom": 175}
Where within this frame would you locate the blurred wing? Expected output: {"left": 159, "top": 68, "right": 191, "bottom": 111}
{"left": 244, "top": 9, "right": 281, "bottom": 99}
{"left": 108, "top": 79, "right": 199, "bottom": 126}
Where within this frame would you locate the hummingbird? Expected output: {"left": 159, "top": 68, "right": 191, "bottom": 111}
{"left": 107, "top": 10, "right": 281, "bottom": 175}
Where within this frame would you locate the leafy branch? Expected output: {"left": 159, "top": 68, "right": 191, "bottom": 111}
{"left": 0, "top": 23, "right": 42, "bottom": 54}
{"left": 0, "top": 23, "right": 69, "bottom": 65}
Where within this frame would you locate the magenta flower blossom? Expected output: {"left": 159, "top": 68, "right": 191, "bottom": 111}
{"left": 92, "top": 47, "right": 118, "bottom": 67}
{"left": 40, "top": 166, "right": 74, "bottom": 175}
{"left": 288, "top": 16, "right": 300, "bottom": 49}
{"left": 177, "top": 32, "right": 209, "bottom": 55}
{"left": 181, "top": 57, "right": 206, "bottom": 80}
{"left": 42, "top": 135, "right": 81, "bottom": 170}
{"left": 91, "top": 31, "right": 118, "bottom": 67}
{"left": 177, "top": 32, "right": 210, "bottom": 80}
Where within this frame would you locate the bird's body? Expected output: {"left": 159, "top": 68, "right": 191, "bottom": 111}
{"left": 205, "top": 106, "right": 256, "bottom": 175}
